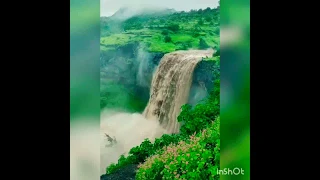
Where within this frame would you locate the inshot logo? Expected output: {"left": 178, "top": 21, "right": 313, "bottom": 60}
{"left": 217, "top": 168, "right": 245, "bottom": 175}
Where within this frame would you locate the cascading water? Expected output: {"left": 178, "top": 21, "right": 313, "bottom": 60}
{"left": 143, "top": 49, "right": 214, "bottom": 134}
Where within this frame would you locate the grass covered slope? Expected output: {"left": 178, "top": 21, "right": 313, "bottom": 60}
{"left": 101, "top": 7, "right": 220, "bottom": 53}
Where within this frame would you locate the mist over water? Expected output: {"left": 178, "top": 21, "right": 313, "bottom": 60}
{"left": 100, "top": 110, "right": 165, "bottom": 174}
{"left": 136, "top": 45, "right": 155, "bottom": 89}
{"left": 71, "top": 120, "right": 100, "bottom": 180}
{"left": 100, "top": 49, "right": 214, "bottom": 175}
{"left": 188, "top": 83, "right": 209, "bottom": 106}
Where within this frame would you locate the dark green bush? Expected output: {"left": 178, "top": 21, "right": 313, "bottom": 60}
{"left": 161, "top": 30, "right": 169, "bottom": 36}
{"left": 198, "top": 19, "right": 204, "bottom": 25}
{"left": 199, "top": 38, "right": 210, "bottom": 49}
{"left": 205, "top": 16, "right": 212, "bottom": 22}
{"left": 215, "top": 49, "right": 220, "bottom": 57}
{"left": 167, "top": 24, "right": 180, "bottom": 32}
{"left": 164, "top": 36, "right": 172, "bottom": 43}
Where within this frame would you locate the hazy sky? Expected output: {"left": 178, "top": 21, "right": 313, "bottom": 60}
{"left": 101, "top": 0, "right": 219, "bottom": 17}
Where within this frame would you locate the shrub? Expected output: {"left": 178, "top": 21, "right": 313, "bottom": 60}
{"left": 167, "top": 24, "right": 180, "bottom": 32}
{"left": 106, "top": 155, "right": 128, "bottom": 174}
{"left": 205, "top": 16, "right": 212, "bottom": 22}
{"left": 179, "top": 44, "right": 189, "bottom": 50}
{"left": 161, "top": 30, "right": 169, "bottom": 36}
{"left": 136, "top": 117, "right": 220, "bottom": 180}
{"left": 214, "top": 47, "right": 220, "bottom": 57}
{"left": 192, "top": 32, "right": 200, "bottom": 38}
{"left": 199, "top": 38, "right": 210, "bottom": 49}
{"left": 198, "top": 19, "right": 204, "bottom": 25}
{"left": 106, "top": 134, "right": 183, "bottom": 174}
{"left": 164, "top": 36, "right": 172, "bottom": 43}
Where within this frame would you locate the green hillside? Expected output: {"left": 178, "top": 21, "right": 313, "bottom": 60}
{"left": 101, "top": 7, "right": 220, "bottom": 53}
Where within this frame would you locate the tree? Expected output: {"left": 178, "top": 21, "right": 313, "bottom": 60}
{"left": 164, "top": 36, "right": 172, "bottom": 43}
{"left": 181, "top": 42, "right": 191, "bottom": 50}
{"left": 198, "top": 19, "right": 204, "bottom": 25}
{"left": 214, "top": 27, "right": 220, "bottom": 35}
{"left": 205, "top": 16, "right": 212, "bottom": 22}
{"left": 167, "top": 23, "right": 180, "bottom": 32}
{"left": 199, "top": 38, "right": 209, "bottom": 49}
{"left": 161, "top": 30, "right": 169, "bottom": 36}
{"left": 134, "top": 22, "right": 143, "bottom": 30}
{"left": 214, "top": 47, "right": 220, "bottom": 56}
{"left": 205, "top": 7, "right": 211, "bottom": 12}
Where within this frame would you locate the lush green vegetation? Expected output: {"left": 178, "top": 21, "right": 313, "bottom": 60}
{"left": 136, "top": 117, "right": 220, "bottom": 180}
{"left": 101, "top": 7, "right": 220, "bottom": 53}
{"left": 105, "top": 56, "right": 220, "bottom": 179}
{"left": 101, "top": 5, "right": 220, "bottom": 180}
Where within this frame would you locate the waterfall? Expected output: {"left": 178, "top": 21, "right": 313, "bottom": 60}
{"left": 143, "top": 49, "right": 214, "bottom": 134}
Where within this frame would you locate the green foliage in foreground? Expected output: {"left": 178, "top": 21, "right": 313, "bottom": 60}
{"left": 178, "top": 80, "right": 220, "bottom": 136}
{"left": 106, "top": 58, "right": 220, "bottom": 178}
{"left": 106, "top": 134, "right": 184, "bottom": 175}
{"left": 136, "top": 117, "right": 220, "bottom": 180}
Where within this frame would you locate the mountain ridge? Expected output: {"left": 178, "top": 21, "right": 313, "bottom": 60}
{"left": 105, "top": 6, "right": 176, "bottom": 21}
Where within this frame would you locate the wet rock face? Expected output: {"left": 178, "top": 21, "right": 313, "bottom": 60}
{"left": 187, "top": 60, "right": 218, "bottom": 106}
{"left": 101, "top": 164, "right": 138, "bottom": 180}
{"left": 100, "top": 43, "right": 217, "bottom": 105}
{"left": 100, "top": 43, "right": 164, "bottom": 102}
{"left": 193, "top": 60, "right": 219, "bottom": 93}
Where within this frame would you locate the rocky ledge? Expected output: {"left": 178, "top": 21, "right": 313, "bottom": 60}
{"left": 101, "top": 164, "right": 138, "bottom": 180}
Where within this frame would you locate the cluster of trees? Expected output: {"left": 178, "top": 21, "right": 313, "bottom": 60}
{"left": 119, "top": 7, "right": 219, "bottom": 31}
